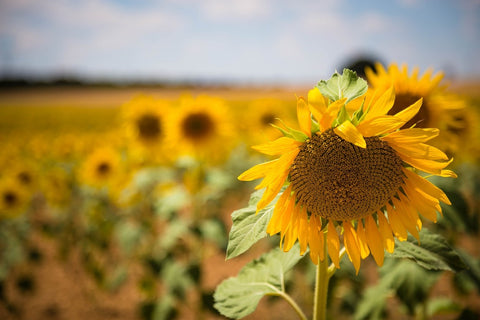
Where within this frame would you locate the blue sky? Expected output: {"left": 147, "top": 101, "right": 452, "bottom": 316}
{"left": 0, "top": 0, "right": 478, "bottom": 84}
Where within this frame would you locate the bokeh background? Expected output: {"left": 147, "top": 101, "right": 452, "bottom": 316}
{"left": 0, "top": 1, "right": 479, "bottom": 320}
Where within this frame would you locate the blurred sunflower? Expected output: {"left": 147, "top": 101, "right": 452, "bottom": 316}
{"left": 166, "top": 95, "right": 235, "bottom": 162}
{"left": 10, "top": 160, "right": 39, "bottom": 193}
{"left": 241, "top": 98, "right": 294, "bottom": 144}
{"left": 239, "top": 73, "right": 455, "bottom": 273}
{"left": 0, "top": 178, "right": 30, "bottom": 219}
{"left": 122, "top": 95, "right": 170, "bottom": 163}
{"left": 365, "top": 63, "right": 466, "bottom": 154}
{"left": 40, "top": 167, "right": 73, "bottom": 209}
{"left": 78, "top": 147, "right": 122, "bottom": 189}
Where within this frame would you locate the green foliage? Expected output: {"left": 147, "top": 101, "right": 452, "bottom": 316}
{"left": 226, "top": 189, "right": 280, "bottom": 259}
{"left": 381, "top": 259, "right": 440, "bottom": 315}
{"left": 316, "top": 68, "right": 368, "bottom": 103}
{"left": 426, "top": 298, "right": 461, "bottom": 318}
{"left": 271, "top": 120, "right": 309, "bottom": 142}
{"left": 386, "top": 228, "right": 466, "bottom": 272}
{"left": 354, "top": 284, "right": 390, "bottom": 320}
{"left": 199, "top": 219, "right": 227, "bottom": 249}
{"left": 214, "top": 244, "right": 304, "bottom": 319}
{"left": 453, "top": 249, "right": 480, "bottom": 294}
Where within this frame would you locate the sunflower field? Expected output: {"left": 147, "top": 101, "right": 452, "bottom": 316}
{"left": 1, "top": 65, "right": 480, "bottom": 320}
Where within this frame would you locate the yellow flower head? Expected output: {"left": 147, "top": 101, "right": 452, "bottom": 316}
{"left": 78, "top": 147, "right": 122, "bottom": 189}
{"left": 365, "top": 63, "right": 466, "bottom": 154}
{"left": 239, "top": 70, "right": 455, "bottom": 273}
{"left": 166, "top": 95, "right": 235, "bottom": 162}
{"left": 40, "top": 166, "right": 73, "bottom": 210}
{"left": 241, "top": 98, "right": 295, "bottom": 144}
{"left": 122, "top": 95, "right": 171, "bottom": 163}
{"left": 0, "top": 178, "right": 30, "bottom": 219}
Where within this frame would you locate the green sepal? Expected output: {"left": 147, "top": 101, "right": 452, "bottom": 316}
{"left": 311, "top": 119, "right": 320, "bottom": 134}
{"left": 351, "top": 98, "right": 367, "bottom": 126}
{"left": 332, "top": 103, "right": 350, "bottom": 127}
{"left": 316, "top": 68, "right": 367, "bottom": 104}
{"left": 271, "top": 119, "right": 308, "bottom": 142}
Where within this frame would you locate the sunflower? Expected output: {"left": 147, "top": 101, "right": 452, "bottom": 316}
{"left": 122, "top": 95, "right": 170, "bottom": 163}
{"left": 240, "top": 98, "right": 295, "bottom": 144}
{"left": 40, "top": 166, "right": 73, "bottom": 209}
{"left": 0, "top": 178, "right": 30, "bottom": 219}
{"left": 10, "top": 160, "right": 39, "bottom": 193}
{"left": 239, "top": 71, "right": 455, "bottom": 273}
{"left": 78, "top": 147, "right": 122, "bottom": 189}
{"left": 166, "top": 95, "right": 235, "bottom": 162}
{"left": 365, "top": 63, "right": 466, "bottom": 154}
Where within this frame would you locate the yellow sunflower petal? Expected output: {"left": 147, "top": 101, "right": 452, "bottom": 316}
{"left": 297, "top": 97, "right": 312, "bottom": 137}
{"left": 308, "top": 215, "right": 325, "bottom": 263}
{"left": 297, "top": 207, "right": 309, "bottom": 255}
{"left": 403, "top": 169, "right": 451, "bottom": 205}
{"left": 365, "top": 86, "right": 395, "bottom": 121}
{"left": 343, "top": 222, "right": 361, "bottom": 274}
{"left": 400, "top": 156, "right": 453, "bottom": 176}
{"left": 386, "top": 203, "right": 408, "bottom": 241}
{"left": 365, "top": 215, "right": 385, "bottom": 266}
{"left": 393, "top": 98, "right": 423, "bottom": 125}
{"left": 238, "top": 159, "right": 276, "bottom": 181}
{"left": 255, "top": 149, "right": 298, "bottom": 190}
{"left": 355, "top": 221, "right": 371, "bottom": 259}
{"left": 327, "top": 222, "right": 340, "bottom": 268}
{"left": 381, "top": 128, "right": 440, "bottom": 144}
{"left": 386, "top": 141, "right": 448, "bottom": 161}
{"left": 308, "top": 88, "right": 328, "bottom": 112}
{"left": 402, "top": 181, "right": 440, "bottom": 222}
{"left": 399, "top": 193, "right": 422, "bottom": 230}
{"left": 377, "top": 212, "right": 395, "bottom": 253}
{"left": 357, "top": 115, "right": 405, "bottom": 137}
{"left": 252, "top": 137, "right": 302, "bottom": 155}
{"left": 266, "top": 185, "right": 292, "bottom": 234}
{"left": 283, "top": 205, "right": 300, "bottom": 252}
{"left": 392, "top": 197, "right": 420, "bottom": 240}
{"left": 334, "top": 120, "right": 366, "bottom": 148}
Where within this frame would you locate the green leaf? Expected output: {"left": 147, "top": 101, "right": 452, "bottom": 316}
{"left": 454, "top": 249, "right": 480, "bottom": 293}
{"left": 316, "top": 69, "right": 367, "bottom": 103}
{"left": 161, "top": 260, "right": 194, "bottom": 297}
{"left": 380, "top": 259, "right": 439, "bottom": 315}
{"left": 199, "top": 219, "right": 227, "bottom": 249}
{"left": 426, "top": 298, "right": 461, "bottom": 317}
{"left": 152, "top": 294, "right": 176, "bottom": 320}
{"left": 157, "top": 219, "right": 190, "bottom": 252}
{"left": 115, "top": 221, "right": 142, "bottom": 255}
{"left": 214, "top": 244, "right": 304, "bottom": 319}
{"left": 354, "top": 284, "right": 390, "bottom": 320}
{"left": 226, "top": 189, "right": 280, "bottom": 260}
{"left": 386, "top": 228, "right": 466, "bottom": 272}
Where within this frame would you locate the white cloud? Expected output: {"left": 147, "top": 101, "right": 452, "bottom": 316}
{"left": 199, "top": 0, "right": 273, "bottom": 21}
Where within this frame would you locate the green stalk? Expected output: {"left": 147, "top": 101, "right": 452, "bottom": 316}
{"left": 312, "top": 233, "right": 331, "bottom": 320}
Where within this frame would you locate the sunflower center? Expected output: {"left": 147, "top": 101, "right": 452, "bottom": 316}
{"left": 260, "top": 113, "right": 276, "bottom": 126}
{"left": 137, "top": 114, "right": 161, "bottom": 139}
{"left": 97, "top": 162, "right": 111, "bottom": 176}
{"left": 182, "top": 112, "right": 214, "bottom": 140}
{"left": 289, "top": 129, "right": 404, "bottom": 220}
{"left": 3, "top": 191, "right": 18, "bottom": 207}
{"left": 18, "top": 172, "right": 32, "bottom": 185}
{"left": 388, "top": 93, "right": 429, "bottom": 128}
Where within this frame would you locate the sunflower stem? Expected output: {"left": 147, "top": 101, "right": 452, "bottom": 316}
{"left": 313, "top": 233, "right": 332, "bottom": 320}
{"left": 268, "top": 291, "right": 308, "bottom": 320}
